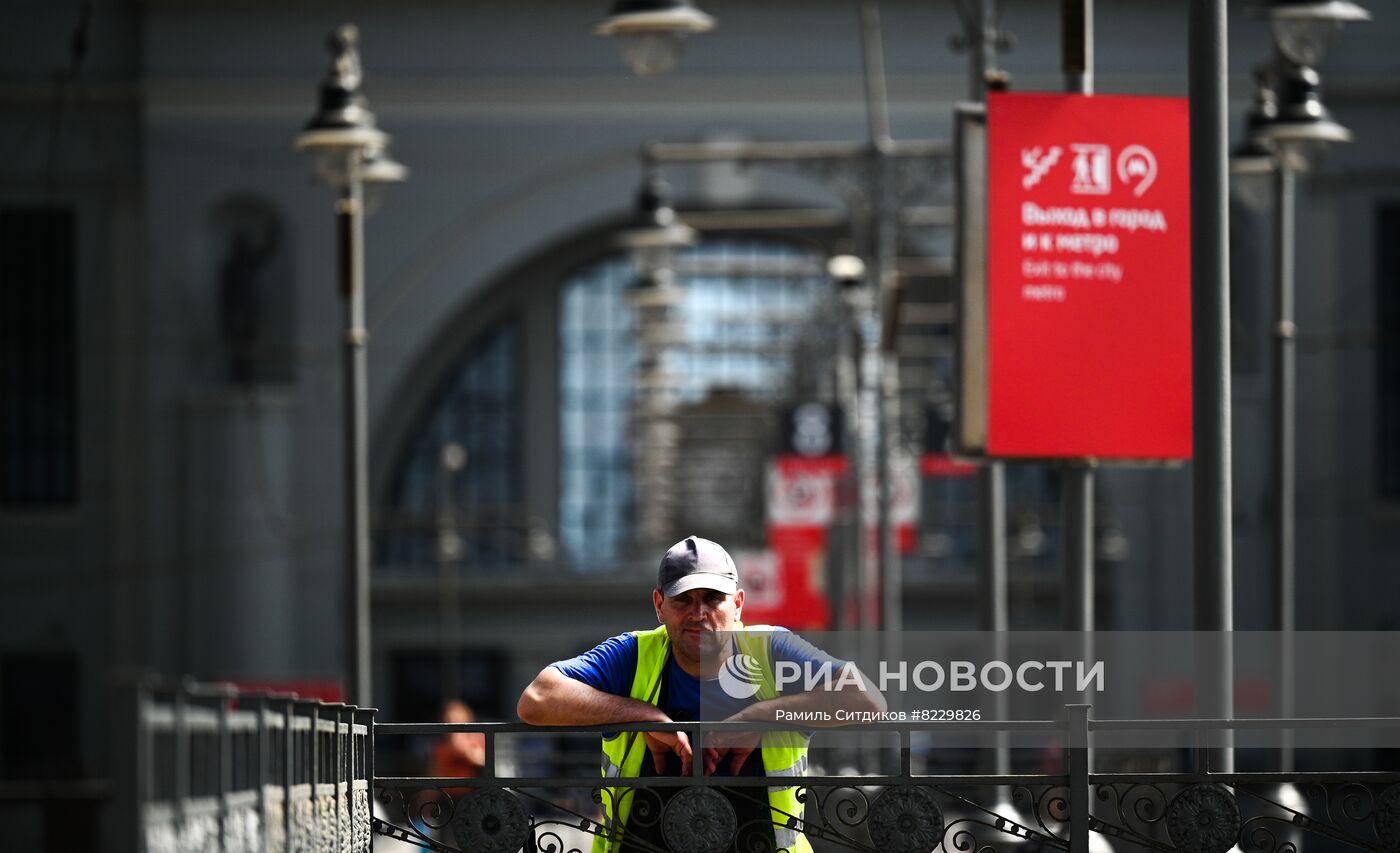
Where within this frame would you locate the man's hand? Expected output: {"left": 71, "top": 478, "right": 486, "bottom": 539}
{"left": 644, "top": 728, "right": 693, "bottom": 777}
{"left": 702, "top": 730, "right": 760, "bottom": 776}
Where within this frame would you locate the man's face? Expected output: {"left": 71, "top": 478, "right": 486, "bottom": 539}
{"left": 653, "top": 586, "right": 744, "bottom": 665}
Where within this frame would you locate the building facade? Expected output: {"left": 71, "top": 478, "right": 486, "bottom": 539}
{"left": 2, "top": 0, "right": 1399, "bottom": 847}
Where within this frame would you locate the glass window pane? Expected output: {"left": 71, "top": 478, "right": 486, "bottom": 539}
{"left": 558, "top": 238, "right": 831, "bottom": 570}
{"left": 378, "top": 322, "right": 521, "bottom": 573}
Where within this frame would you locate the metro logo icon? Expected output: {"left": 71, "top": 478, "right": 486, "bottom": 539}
{"left": 981, "top": 92, "right": 1192, "bottom": 460}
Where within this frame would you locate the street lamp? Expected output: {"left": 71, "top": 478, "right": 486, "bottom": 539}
{"left": 1230, "top": 66, "right": 1280, "bottom": 179}
{"left": 596, "top": 0, "right": 715, "bottom": 76}
{"left": 361, "top": 142, "right": 410, "bottom": 187}
{"left": 616, "top": 168, "right": 697, "bottom": 259}
{"left": 1262, "top": 0, "right": 1370, "bottom": 68}
{"left": 1248, "top": 67, "right": 1350, "bottom": 774}
{"left": 295, "top": 23, "right": 407, "bottom": 708}
{"left": 1238, "top": 0, "right": 1366, "bottom": 775}
{"left": 1255, "top": 60, "right": 1352, "bottom": 161}
{"left": 618, "top": 170, "right": 694, "bottom": 546}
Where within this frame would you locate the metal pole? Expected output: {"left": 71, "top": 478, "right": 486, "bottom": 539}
{"left": 860, "top": 2, "right": 890, "bottom": 151}
{"left": 1053, "top": 2, "right": 1099, "bottom": 805}
{"left": 1066, "top": 704, "right": 1091, "bottom": 853}
{"left": 1273, "top": 157, "right": 1297, "bottom": 770}
{"left": 859, "top": 0, "right": 897, "bottom": 642}
{"left": 965, "top": 0, "right": 1011, "bottom": 780}
{"left": 969, "top": 0, "right": 1006, "bottom": 648}
{"left": 1061, "top": 0, "right": 1096, "bottom": 642}
{"left": 1062, "top": 0, "right": 1094, "bottom": 96}
{"left": 969, "top": 0, "right": 997, "bottom": 100}
{"left": 978, "top": 462, "right": 1010, "bottom": 774}
{"left": 1061, "top": 462, "right": 1096, "bottom": 781}
{"left": 861, "top": 0, "right": 902, "bottom": 776}
{"left": 1062, "top": 465, "right": 1094, "bottom": 632}
{"left": 340, "top": 155, "right": 373, "bottom": 709}
{"left": 1189, "top": 0, "right": 1233, "bottom": 771}
{"left": 834, "top": 295, "right": 857, "bottom": 633}
{"left": 845, "top": 286, "right": 867, "bottom": 635}
{"left": 437, "top": 443, "right": 465, "bottom": 704}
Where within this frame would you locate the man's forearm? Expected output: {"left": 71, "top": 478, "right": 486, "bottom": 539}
{"left": 518, "top": 667, "right": 667, "bottom": 726}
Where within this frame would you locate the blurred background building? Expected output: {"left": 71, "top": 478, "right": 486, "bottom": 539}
{"left": 1, "top": 0, "right": 1399, "bottom": 849}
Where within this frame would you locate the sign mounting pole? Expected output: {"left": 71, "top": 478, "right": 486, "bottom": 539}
{"left": 1061, "top": 9, "right": 1095, "bottom": 849}
{"left": 1190, "top": 0, "right": 1234, "bottom": 774}
{"left": 1061, "top": 1, "right": 1095, "bottom": 639}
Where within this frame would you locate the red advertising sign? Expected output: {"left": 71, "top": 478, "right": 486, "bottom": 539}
{"left": 985, "top": 92, "right": 1192, "bottom": 459}
{"left": 758, "top": 454, "right": 847, "bottom": 629}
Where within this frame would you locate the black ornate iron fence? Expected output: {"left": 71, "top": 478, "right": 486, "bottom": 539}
{"left": 123, "top": 687, "right": 1400, "bottom": 853}
{"left": 371, "top": 707, "right": 1400, "bottom": 853}
{"left": 126, "top": 678, "right": 375, "bottom": 853}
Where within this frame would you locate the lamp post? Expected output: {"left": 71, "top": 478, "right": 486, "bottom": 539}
{"left": 595, "top": 0, "right": 714, "bottom": 77}
{"left": 296, "top": 24, "right": 407, "bottom": 708}
{"left": 1238, "top": 0, "right": 1366, "bottom": 773}
{"left": 829, "top": 253, "right": 871, "bottom": 639}
{"left": 1188, "top": 0, "right": 1235, "bottom": 776}
{"left": 617, "top": 169, "right": 696, "bottom": 547}
{"left": 436, "top": 443, "right": 468, "bottom": 705}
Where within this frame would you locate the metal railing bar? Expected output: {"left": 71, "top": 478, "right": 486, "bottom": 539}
{"left": 216, "top": 688, "right": 231, "bottom": 847}
{"left": 373, "top": 774, "right": 1070, "bottom": 788}
{"left": 306, "top": 700, "right": 320, "bottom": 845}
{"left": 281, "top": 698, "right": 294, "bottom": 850}
{"left": 373, "top": 719, "right": 1064, "bottom": 735}
{"left": 1091, "top": 770, "right": 1400, "bottom": 783}
{"left": 334, "top": 706, "right": 344, "bottom": 853}
{"left": 253, "top": 695, "right": 269, "bottom": 853}
{"left": 173, "top": 686, "right": 188, "bottom": 824}
{"left": 1092, "top": 716, "right": 1400, "bottom": 730}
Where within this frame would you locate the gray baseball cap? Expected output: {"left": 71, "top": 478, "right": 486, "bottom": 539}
{"left": 657, "top": 535, "right": 739, "bottom": 597}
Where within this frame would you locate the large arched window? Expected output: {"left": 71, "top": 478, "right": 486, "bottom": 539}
{"left": 377, "top": 233, "right": 838, "bottom": 576}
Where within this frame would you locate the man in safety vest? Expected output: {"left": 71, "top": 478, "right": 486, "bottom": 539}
{"left": 518, "top": 535, "right": 884, "bottom": 853}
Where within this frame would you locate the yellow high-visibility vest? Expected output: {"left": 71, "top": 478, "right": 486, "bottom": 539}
{"left": 594, "top": 624, "right": 812, "bottom": 853}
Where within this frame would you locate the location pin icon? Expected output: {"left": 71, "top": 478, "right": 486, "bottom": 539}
{"left": 1117, "top": 145, "right": 1158, "bottom": 197}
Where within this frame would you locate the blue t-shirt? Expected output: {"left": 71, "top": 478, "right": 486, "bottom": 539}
{"left": 551, "top": 628, "right": 844, "bottom": 722}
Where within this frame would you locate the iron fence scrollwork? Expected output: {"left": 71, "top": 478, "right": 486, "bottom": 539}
{"left": 370, "top": 712, "right": 1400, "bottom": 853}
